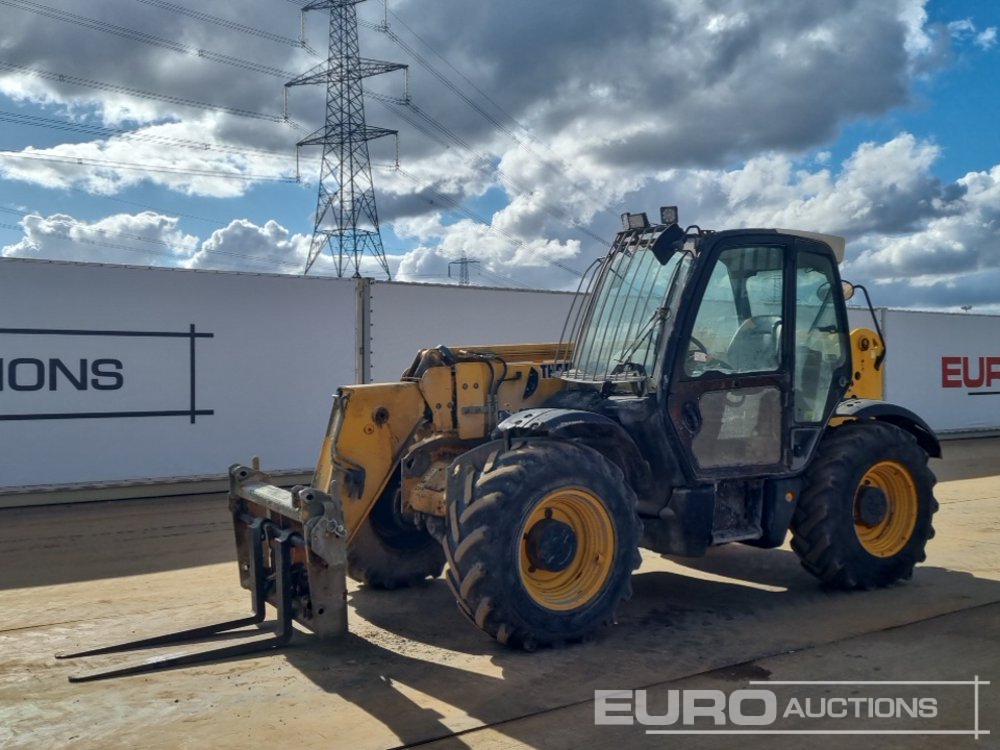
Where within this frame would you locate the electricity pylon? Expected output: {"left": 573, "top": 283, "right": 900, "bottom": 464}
{"left": 288, "top": 0, "right": 405, "bottom": 278}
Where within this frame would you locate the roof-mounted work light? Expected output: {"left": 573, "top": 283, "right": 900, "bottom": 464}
{"left": 621, "top": 212, "right": 650, "bottom": 230}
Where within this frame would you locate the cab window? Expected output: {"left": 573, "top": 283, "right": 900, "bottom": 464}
{"left": 685, "top": 246, "right": 785, "bottom": 377}
{"left": 794, "top": 251, "right": 847, "bottom": 422}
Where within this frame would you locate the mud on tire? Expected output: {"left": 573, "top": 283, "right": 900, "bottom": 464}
{"left": 791, "top": 421, "right": 938, "bottom": 590}
{"left": 443, "top": 439, "right": 642, "bottom": 649}
{"left": 347, "top": 480, "right": 445, "bottom": 589}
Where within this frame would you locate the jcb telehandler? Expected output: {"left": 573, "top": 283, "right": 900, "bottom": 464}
{"left": 62, "top": 207, "right": 939, "bottom": 679}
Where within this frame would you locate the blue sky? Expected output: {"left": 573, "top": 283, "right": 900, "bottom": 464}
{"left": 1, "top": 0, "right": 999, "bottom": 308}
{"left": 830, "top": 0, "right": 999, "bottom": 181}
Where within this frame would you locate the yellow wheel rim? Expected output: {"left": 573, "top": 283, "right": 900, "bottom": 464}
{"left": 517, "top": 488, "right": 616, "bottom": 611}
{"left": 853, "top": 460, "right": 918, "bottom": 557}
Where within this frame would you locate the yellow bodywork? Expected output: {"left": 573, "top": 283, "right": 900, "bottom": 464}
{"left": 312, "top": 382, "right": 427, "bottom": 544}
{"left": 312, "top": 343, "right": 570, "bottom": 541}
{"left": 828, "top": 327, "right": 885, "bottom": 428}
{"left": 845, "top": 327, "right": 885, "bottom": 401}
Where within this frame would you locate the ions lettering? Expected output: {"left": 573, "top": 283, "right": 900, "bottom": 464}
{"left": 0, "top": 358, "right": 124, "bottom": 391}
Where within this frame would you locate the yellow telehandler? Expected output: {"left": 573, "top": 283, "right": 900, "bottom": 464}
{"left": 63, "top": 207, "right": 939, "bottom": 680}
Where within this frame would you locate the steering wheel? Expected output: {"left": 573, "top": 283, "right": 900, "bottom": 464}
{"left": 686, "top": 334, "right": 732, "bottom": 374}
{"left": 611, "top": 360, "right": 647, "bottom": 377}
{"left": 688, "top": 335, "right": 709, "bottom": 356}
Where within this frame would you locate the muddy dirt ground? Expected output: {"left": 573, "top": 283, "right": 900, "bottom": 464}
{"left": 1, "top": 438, "right": 997, "bottom": 749}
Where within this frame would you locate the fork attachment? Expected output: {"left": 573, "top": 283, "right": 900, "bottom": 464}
{"left": 57, "top": 466, "right": 348, "bottom": 682}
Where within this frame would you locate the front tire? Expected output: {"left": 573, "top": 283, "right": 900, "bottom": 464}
{"left": 791, "top": 421, "right": 938, "bottom": 589}
{"left": 443, "top": 440, "right": 641, "bottom": 649}
{"left": 347, "top": 480, "right": 445, "bottom": 589}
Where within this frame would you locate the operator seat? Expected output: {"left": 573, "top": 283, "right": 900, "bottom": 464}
{"left": 726, "top": 315, "right": 782, "bottom": 373}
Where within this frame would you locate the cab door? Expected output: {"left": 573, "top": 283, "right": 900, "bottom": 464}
{"left": 667, "top": 239, "right": 793, "bottom": 479}
{"left": 666, "top": 236, "right": 850, "bottom": 480}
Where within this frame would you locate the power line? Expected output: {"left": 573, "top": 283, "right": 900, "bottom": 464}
{"left": 1, "top": 0, "right": 294, "bottom": 79}
{"left": 385, "top": 166, "right": 585, "bottom": 284}
{"left": 477, "top": 267, "right": 532, "bottom": 289}
{"left": 69, "top": 189, "right": 229, "bottom": 227}
{"left": 382, "top": 7, "right": 610, "bottom": 199}
{"left": 368, "top": 97, "right": 453, "bottom": 150}
{"left": 0, "top": 60, "right": 294, "bottom": 125}
{"left": 1, "top": 1, "right": 604, "bottom": 276}
{"left": 5, "top": 4, "right": 605, "bottom": 250}
{"left": 386, "top": 10, "right": 529, "bottom": 141}
{"left": 363, "top": 18, "right": 522, "bottom": 147}
{"left": 290, "top": 4, "right": 600, "bottom": 246}
{"left": 133, "top": 0, "right": 309, "bottom": 49}
{"left": 387, "top": 165, "right": 593, "bottom": 278}
{"left": 373, "top": 89, "right": 610, "bottom": 246}
{"left": 0, "top": 109, "right": 296, "bottom": 160}
{"left": 0, "top": 150, "right": 297, "bottom": 183}
{"left": 364, "top": 11, "right": 610, "bottom": 247}
{"left": 369, "top": 87, "right": 610, "bottom": 247}
{"left": 369, "top": 93, "right": 474, "bottom": 151}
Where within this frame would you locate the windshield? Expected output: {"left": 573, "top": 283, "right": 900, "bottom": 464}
{"left": 565, "top": 245, "right": 687, "bottom": 384}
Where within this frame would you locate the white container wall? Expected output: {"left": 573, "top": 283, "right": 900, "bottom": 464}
{"left": 366, "top": 280, "right": 575, "bottom": 382}
{"left": 0, "top": 259, "right": 356, "bottom": 487}
{"left": 846, "top": 306, "right": 885, "bottom": 333}
{"left": 881, "top": 310, "right": 1000, "bottom": 433}
{"left": 0, "top": 260, "right": 577, "bottom": 489}
{"left": 2, "top": 258, "right": 998, "bottom": 491}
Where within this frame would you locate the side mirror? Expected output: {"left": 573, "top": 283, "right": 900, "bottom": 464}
{"left": 817, "top": 280, "right": 855, "bottom": 301}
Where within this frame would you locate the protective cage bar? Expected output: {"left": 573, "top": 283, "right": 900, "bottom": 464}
{"left": 560, "top": 222, "right": 683, "bottom": 384}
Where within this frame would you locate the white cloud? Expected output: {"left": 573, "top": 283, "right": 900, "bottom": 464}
{"left": 1, "top": 1, "right": 998, "bottom": 310}
{"left": 0, "top": 0, "right": 949, "bottom": 249}
{"left": 1, "top": 211, "right": 197, "bottom": 265}
{"left": 1, "top": 212, "right": 332, "bottom": 275}
{"left": 947, "top": 19, "right": 976, "bottom": 37}
{"left": 629, "top": 133, "right": 953, "bottom": 244}
{"left": 945, "top": 18, "right": 997, "bottom": 51}
{"left": 898, "top": 0, "right": 933, "bottom": 57}
{"left": 0, "top": 114, "right": 293, "bottom": 196}
{"left": 847, "top": 163, "right": 1000, "bottom": 285}
{"left": 2, "top": 129, "right": 998, "bottom": 310}
{"left": 393, "top": 215, "right": 582, "bottom": 289}
{"left": 976, "top": 27, "right": 998, "bottom": 50}
{"left": 184, "top": 218, "right": 311, "bottom": 272}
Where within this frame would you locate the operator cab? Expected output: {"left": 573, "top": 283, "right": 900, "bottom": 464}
{"left": 561, "top": 208, "right": 852, "bottom": 481}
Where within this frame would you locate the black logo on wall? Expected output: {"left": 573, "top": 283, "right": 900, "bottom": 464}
{"left": 0, "top": 325, "right": 214, "bottom": 423}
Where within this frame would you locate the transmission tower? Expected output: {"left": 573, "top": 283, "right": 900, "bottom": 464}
{"left": 287, "top": 0, "right": 405, "bottom": 278}
{"left": 448, "top": 254, "right": 480, "bottom": 286}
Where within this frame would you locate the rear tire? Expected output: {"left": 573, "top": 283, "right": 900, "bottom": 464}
{"left": 443, "top": 440, "right": 641, "bottom": 649}
{"left": 791, "top": 421, "right": 937, "bottom": 589}
{"left": 347, "top": 481, "right": 445, "bottom": 589}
